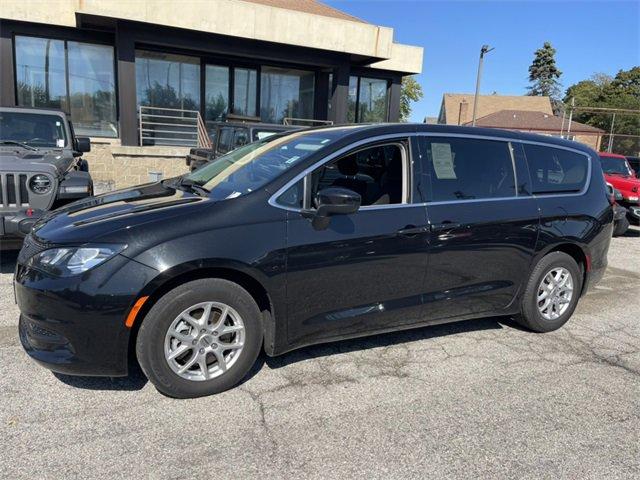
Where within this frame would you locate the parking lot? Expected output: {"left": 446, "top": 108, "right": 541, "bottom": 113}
{"left": 0, "top": 228, "right": 638, "bottom": 479}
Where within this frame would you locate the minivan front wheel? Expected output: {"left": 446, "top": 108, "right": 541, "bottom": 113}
{"left": 516, "top": 252, "right": 582, "bottom": 332}
{"left": 136, "top": 279, "right": 263, "bottom": 398}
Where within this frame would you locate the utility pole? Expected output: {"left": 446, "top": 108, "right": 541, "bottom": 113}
{"left": 566, "top": 97, "right": 575, "bottom": 138}
{"left": 607, "top": 112, "right": 616, "bottom": 153}
{"left": 471, "top": 45, "right": 494, "bottom": 126}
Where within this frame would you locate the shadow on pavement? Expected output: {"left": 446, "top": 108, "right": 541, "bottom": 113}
{"left": 53, "top": 362, "right": 148, "bottom": 391}
{"left": 1, "top": 249, "right": 19, "bottom": 274}
{"left": 264, "top": 315, "right": 510, "bottom": 370}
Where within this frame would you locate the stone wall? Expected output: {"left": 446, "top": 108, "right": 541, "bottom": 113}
{"left": 84, "top": 138, "right": 190, "bottom": 191}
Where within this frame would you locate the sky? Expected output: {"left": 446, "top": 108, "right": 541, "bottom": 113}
{"left": 324, "top": 0, "right": 640, "bottom": 121}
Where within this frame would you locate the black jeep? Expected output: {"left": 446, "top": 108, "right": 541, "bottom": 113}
{"left": 0, "top": 107, "right": 93, "bottom": 248}
{"left": 186, "top": 121, "right": 301, "bottom": 171}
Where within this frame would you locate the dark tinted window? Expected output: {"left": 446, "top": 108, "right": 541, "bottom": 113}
{"left": 524, "top": 144, "right": 588, "bottom": 194}
{"left": 420, "top": 137, "right": 516, "bottom": 201}
{"left": 218, "top": 128, "right": 233, "bottom": 154}
{"left": 233, "top": 128, "right": 250, "bottom": 148}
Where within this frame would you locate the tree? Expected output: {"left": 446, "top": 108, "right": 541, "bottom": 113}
{"left": 564, "top": 67, "right": 640, "bottom": 155}
{"left": 400, "top": 76, "right": 423, "bottom": 122}
{"left": 527, "top": 42, "right": 562, "bottom": 101}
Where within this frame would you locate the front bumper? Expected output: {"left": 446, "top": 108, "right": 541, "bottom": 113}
{"left": 1, "top": 209, "right": 43, "bottom": 239}
{"left": 15, "top": 253, "right": 158, "bottom": 377}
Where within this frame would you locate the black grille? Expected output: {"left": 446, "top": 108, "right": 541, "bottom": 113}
{"left": 6, "top": 174, "right": 16, "bottom": 204}
{"left": 18, "top": 235, "right": 48, "bottom": 265}
{"left": 19, "top": 174, "right": 29, "bottom": 204}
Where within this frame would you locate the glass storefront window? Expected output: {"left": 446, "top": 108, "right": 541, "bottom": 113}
{"left": 358, "top": 77, "right": 389, "bottom": 123}
{"left": 347, "top": 75, "right": 358, "bottom": 123}
{"left": 205, "top": 65, "right": 229, "bottom": 122}
{"left": 346, "top": 75, "right": 390, "bottom": 123}
{"left": 260, "top": 66, "right": 315, "bottom": 123}
{"left": 135, "top": 50, "right": 200, "bottom": 110}
{"left": 15, "top": 36, "right": 67, "bottom": 111}
{"left": 233, "top": 68, "right": 257, "bottom": 117}
{"left": 15, "top": 36, "right": 117, "bottom": 137}
{"left": 67, "top": 42, "right": 117, "bottom": 137}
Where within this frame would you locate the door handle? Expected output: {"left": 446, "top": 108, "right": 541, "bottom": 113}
{"left": 397, "top": 225, "right": 430, "bottom": 236}
{"left": 430, "top": 222, "right": 461, "bottom": 232}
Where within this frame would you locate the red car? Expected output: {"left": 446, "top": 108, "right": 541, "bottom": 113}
{"left": 599, "top": 152, "right": 640, "bottom": 205}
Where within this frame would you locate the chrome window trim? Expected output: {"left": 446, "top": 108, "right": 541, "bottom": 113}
{"left": 268, "top": 131, "right": 594, "bottom": 212}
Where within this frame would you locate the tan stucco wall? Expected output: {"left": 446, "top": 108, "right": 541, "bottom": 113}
{"left": 2, "top": 0, "right": 423, "bottom": 74}
{"left": 85, "top": 140, "right": 189, "bottom": 191}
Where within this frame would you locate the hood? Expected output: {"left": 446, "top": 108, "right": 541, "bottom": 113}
{"left": 32, "top": 181, "right": 210, "bottom": 245}
{"left": 0, "top": 147, "right": 71, "bottom": 175}
{"left": 604, "top": 173, "right": 640, "bottom": 191}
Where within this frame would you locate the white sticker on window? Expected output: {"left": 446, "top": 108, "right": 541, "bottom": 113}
{"left": 56, "top": 139, "right": 65, "bottom": 148}
{"left": 56, "top": 121, "right": 61, "bottom": 126}
{"left": 431, "top": 143, "right": 457, "bottom": 179}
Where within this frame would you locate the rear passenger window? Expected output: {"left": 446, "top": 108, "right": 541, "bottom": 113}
{"left": 523, "top": 144, "right": 588, "bottom": 194}
{"left": 420, "top": 137, "right": 516, "bottom": 202}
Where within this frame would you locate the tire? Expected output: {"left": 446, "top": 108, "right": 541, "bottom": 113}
{"left": 613, "top": 216, "right": 630, "bottom": 236}
{"left": 136, "top": 279, "right": 263, "bottom": 398}
{"left": 515, "top": 252, "right": 582, "bottom": 333}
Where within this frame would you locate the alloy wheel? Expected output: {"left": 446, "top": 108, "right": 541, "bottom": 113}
{"left": 536, "top": 267, "right": 574, "bottom": 321}
{"left": 164, "top": 301, "right": 245, "bottom": 381}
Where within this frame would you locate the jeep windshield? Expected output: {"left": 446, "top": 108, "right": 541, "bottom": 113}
{"left": 600, "top": 156, "right": 633, "bottom": 177}
{"left": 184, "top": 128, "right": 351, "bottom": 201}
{"left": 0, "top": 111, "right": 68, "bottom": 149}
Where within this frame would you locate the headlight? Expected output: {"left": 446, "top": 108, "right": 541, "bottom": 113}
{"left": 29, "top": 174, "right": 52, "bottom": 194}
{"left": 27, "top": 244, "right": 126, "bottom": 276}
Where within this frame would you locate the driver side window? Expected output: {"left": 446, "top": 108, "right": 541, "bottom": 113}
{"left": 310, "top": 142, "right": 408, "bottom": 207}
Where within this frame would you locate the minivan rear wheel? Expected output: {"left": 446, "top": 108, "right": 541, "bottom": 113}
{"left": 516, "top": 252, "right": 582, "bottom": 332}
{"left": 136, "top": 279, "right": 263, "bottom": 398}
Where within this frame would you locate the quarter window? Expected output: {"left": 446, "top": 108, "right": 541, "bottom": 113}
{"left": 524, "top": 144, "right": 588, "bottom": 194}
{"left": 420, "top": 137, "right": 516, "bottom": 202}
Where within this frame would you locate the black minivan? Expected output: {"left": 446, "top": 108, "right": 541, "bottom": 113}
{"left": 16, "top": 124, "right": 613, "bottom": 398}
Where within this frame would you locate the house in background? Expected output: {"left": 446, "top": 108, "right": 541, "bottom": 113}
{"left": 1, "top": 0, "right": 423, "bottom": 189}
{"left": 465, "top": 110, "right": 604, "bottom": 150}
{"left": 437, "top": 93, "right": 603, "bottom": 150}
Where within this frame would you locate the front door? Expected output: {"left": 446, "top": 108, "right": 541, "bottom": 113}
{"left": 281, "top": 139, "right": 430, "bottom": 346}
{"left": 416, "top": 135, "right": 539, "bottom": 321}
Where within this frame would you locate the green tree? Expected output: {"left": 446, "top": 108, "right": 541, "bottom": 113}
{"left": 527, "top": 42, "right": 562, "bottom": 100}
{"left": 564, "top": 67, "right": 640, "bottom": 155}
{"left": 400, "top": 76, "right": 424, "bottom": 122}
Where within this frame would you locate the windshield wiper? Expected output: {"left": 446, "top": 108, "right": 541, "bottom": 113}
{"left": 1, "top": 140, "right": 38, "bottom": 151}
{"left": 176, "top": 177, "right": 210, "bottom": 196}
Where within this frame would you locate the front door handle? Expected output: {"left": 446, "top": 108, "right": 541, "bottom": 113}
{"left": 430, "top": 222, "right": 461, "bottom": 232}
{"left": 397, "top": 225, "right": 430, "bottom": 236}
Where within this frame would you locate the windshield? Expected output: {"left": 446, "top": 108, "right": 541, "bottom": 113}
{"left": 185, "top": 128, "right": 350, "bottom": 201}
{"left": 600, "top": 156, "right": 633, "bottom": 176}
{"left": 0, "top": 111, "right": 68, "bottom": 148}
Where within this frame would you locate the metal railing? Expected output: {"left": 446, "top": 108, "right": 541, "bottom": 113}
{"left": 283, "top": 117, "right": 334, "bottom": 127}
{"left": 139, "top": 106, "right": 211, "bottom": 147}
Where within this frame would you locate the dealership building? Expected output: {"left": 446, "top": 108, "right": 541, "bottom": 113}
{"left": 0, "top": 0, "right": 423, "bottom": 188}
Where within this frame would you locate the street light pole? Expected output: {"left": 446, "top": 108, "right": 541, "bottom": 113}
{"left": 471, "top": 44, "right": 494, "bottom": 126}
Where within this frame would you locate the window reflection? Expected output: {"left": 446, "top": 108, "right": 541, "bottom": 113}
{"left": 260, "top": 66, "right": 314, "bottom": 123}
{"left": 15, "top": 36, "right": 117, "bottom": 138}
{"left": 68, "top": 42, "right": 117, "bottom": 137}
{"left": 233, "top": 68, "right": 257, "bottom": 117}
{"left": 205, "top": 65, "right": 229, "bottom": 121}
{"left": 135, "top": 50, "right": 200, "bottom": 111}
{"left": 347, "top": 76, "right": 358, "bottom": 123}
{"left": 358, "top": 77, "right": 389, "bottom": 123}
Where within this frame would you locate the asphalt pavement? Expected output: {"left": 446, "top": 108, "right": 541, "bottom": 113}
{"left": 1, "top": 227, "right": 639, "bottom": 479}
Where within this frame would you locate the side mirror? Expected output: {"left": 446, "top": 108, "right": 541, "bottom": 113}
{"left": 308, "top": 187, "right": 361, "bottom": 230}
{"left": 75, "top": 136, "right": 91, "bottom": 153}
